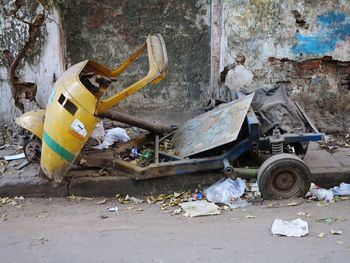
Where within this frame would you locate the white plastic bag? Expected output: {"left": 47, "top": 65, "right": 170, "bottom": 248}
{"left": 271, "top": 218, "right": 308, "bottom": 237}
{"left": 332, "top": 183, "right": 350, "bottom": 196}
{"left": 94, "top": 127, "right": 130, "bottom": 149}
{"left": 310, "top": 188, "right": 334, "bottom": 202}
{"left": 90, "top": 121, "right": 105, "bottom": 144}
{"left": 205, "top": 178, "right": 247, "bottom": 208}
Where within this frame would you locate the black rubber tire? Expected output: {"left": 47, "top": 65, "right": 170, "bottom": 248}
{"left": 23, "top": 138, "right": 42, "bottom": 163}
{"left": 257, "top": 153, "right": 311, "bottom": 200}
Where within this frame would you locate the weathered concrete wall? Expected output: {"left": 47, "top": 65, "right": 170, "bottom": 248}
{"left": 0, "top": 0, "right": 64, "bottom": 142}
{"left": 220, "top": 0, "right": 350, "bottom": 133}
{"left": 56, "top": 0, "right": 211, "bottom": 113}
{"left": 2, "top": 0, "right": 350, "bottom": 138}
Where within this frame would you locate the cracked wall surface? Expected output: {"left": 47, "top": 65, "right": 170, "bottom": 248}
{"left": 1, "top": 0, "right": 350, "bottom": 139}
{"left": 221, "top": 0, "right": 350, "bottom": 134}
{"left": 56, "top": 0, "right": 211, "bottom": 113}
{"left": 0, "top": 0, "right": 64, "bottom": 141}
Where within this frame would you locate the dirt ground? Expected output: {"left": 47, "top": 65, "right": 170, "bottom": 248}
{"left": 0, "top": 197, "right": 350, "bottom": 263}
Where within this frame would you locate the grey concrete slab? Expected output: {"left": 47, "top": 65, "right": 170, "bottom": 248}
{"left": 307, "top": 142, "right": 322, "bottom": 150}
{"left": 0, "top": 163, "right": 67, "bottom": 197}
{"left": 332, "top": 150, "right": 350, "bottom": 167}
{"left": 69, "top": 172, "right": 224, "bottom": 197}
{"left": 304, "top": 149, "right": 342, "bottom": 168}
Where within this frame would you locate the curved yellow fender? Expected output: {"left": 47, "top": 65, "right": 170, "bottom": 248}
{"left": 40, "top": 34, "right": 168, "bottom": 182}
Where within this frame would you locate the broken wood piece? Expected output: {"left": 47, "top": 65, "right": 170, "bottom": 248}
{"left": 99, "top": 110, "right": 175, "bottom": 134}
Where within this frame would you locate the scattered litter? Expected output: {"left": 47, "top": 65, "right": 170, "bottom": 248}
{"left": 1, "top": 213, "right": 8, "bottom": 221}
{"left": 13, "top": 160, "right": 29, "bottom": 170}
{"left": 90, "top": 121, "right": 105, "bottom": 144}
{"left": 330, "top": 229, "right": 342, "bottom": 235}
{"left": 170, "top": 208, "right": 182, "bottom": 215}
{"left": 297, "top": 212, "right": 311, "bottom": 218}
{"left": 67, "top": 195, "right": 93, "bottom": 202}
{"left": 336, "top": 240, "right": 344, "bottom": 245}
{"left": 287, "top": 201, "right": 301, "bottom": 207}
{"left": 317, "top": 217, "right": 337, "bottom": 225}
{"left": 106, "top": 207, "right": 118, "bottom": 212}
{"left": 97, "top": 198, "right": 107, "bottom": 205}
{"left": 37, "top": 213, "right": 49, "bottom": 218}
{"left": 99, "top": 215, "right": 109, "bottom": 219}
{"left": 179, "top": 200, "right": 220, "bottom": 218}
{"left": 245, "top": 215, "right": 255, "bottom": 219}
{"left": 79, "top": 159, "right": 87, "bottom": 165}
{"left": 94, "top": 128, "right": 130, "bottom": 149}
{"left": 127, "top": 196, "right": 144, "bottom": 204}
{"left": 332, "top": 183, "right": 350, "bottom": 196}
{"left": 271, "top": 218, "right": 308, "bottom": 237}
{"left": 310, "top": 188, "right": 334, "bottom": 202}
{"left": 318, "top": 232, "right": 325, "bottom": 238}
{"left": 4, "top": 152, "right": 25, "bottom": 161}
{"left": 205, "top": 178, "right": 250, "bottom": 209}
{"left": 316, "top": 200, "right": 329, "bottom": 207}
{"left": 192, "top": 190, "right": 203, "bottom": 201}
{"left": 146, "top": 191, "right": 192, "bottom": 209}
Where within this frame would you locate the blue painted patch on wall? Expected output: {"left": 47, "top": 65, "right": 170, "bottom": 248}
{"left": 292, "top": 11, "right": 350, "bottom": 56}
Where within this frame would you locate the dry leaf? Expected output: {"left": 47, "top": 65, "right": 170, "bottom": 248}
{"left": 318, "top": 232, "right": 325, "bottom": 238}
{"left": 330, "top": 230, "right": 343, "bottom": 235}
{"left": 97, "top": 199, "right": 107, "bottom": 205}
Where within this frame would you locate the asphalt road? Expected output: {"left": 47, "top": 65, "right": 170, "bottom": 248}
{"left": 0, "top": 197, "right": 350, "bottom": 263}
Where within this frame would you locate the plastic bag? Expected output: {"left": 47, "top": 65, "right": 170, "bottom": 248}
{"left": 332, "top": 183, "right": 350, "bottom": 196}
{"left": 271, "top": 218, "right": 308, "bottom": 237}
{"left": 205, "top": 178, "right": 247, "bottom": 208}
{"left": 310, "top": 188, "right": 334, "bottom": 202}
{"left": 94, "top": 127, "right": 130, "bottom": 149}
{"left": 90, "top": 121, "right": 105, "bottom": 144}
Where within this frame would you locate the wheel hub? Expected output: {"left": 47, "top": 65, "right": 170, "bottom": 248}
{"left": 274, "top": 172, "right": 295, "bottom": 190}
{"left": 24, "top": 139, "right": 41, "bottom": 163}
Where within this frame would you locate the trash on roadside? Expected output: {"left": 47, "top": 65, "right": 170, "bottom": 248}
{"left": 99, "top": 215, "right": 109, "bottom": 219}
{"left": 192, "top": 190, "right": 203, "bottom": 201}
{"left": 170, "top": 208, "right": 182, "bottom": 215}
{"left": 332, "top": 183, "right": 350, "bottom": 196}
{"left": 310, "top": 187, "right": 334, "bottom": 202}
{"left": 271, "top": 218, "right": 309, "bottom": 237}
{"left": 179, "top": 200, "right": 220, "bottom": 218}
{"left": 13, "top": 160, "right": 29, "bottom": 170}
{"left": 127, "top": 196, "right": 144, "bottom": 204}
{"left": 205, "top": 178, "right": 250, "bottom": 209}
{"left": 96, "top": 198, "right": 107, "bottom": 205}
{"left": 287, "top": 201, "right": 301, "bottom": 207}
{"left": 90, "top": 121, "right": 105, "bottom": 144}
{"left": 317, "top": 217, "right": 337, "bottom": 225}
{"left": 330, "top": 229, "right": 342, "bottom": 235}
{"left": 106, "top": 207, "right": 119, "bottom": 212}
{"left": 4, "top": 152, "right": 25, "bottom": 161}
{"left": 336, "top": 240, "right": 344, "bottom": 245}
{"left": 297, "top": 212, "right": 311, "bottom": 218}
{"left": 94, "top": 128, "right": 130, "bottom": 150}
{"left": 245, "top": 214, "right": 256, "bottom": 219}
{"left": 146, "top": 191, "right": 192, "bottom": 209}
{"left": 318, "top": 232, "right": 325, "bottom": 238}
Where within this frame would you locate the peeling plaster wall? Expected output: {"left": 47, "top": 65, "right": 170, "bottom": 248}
{"left": 2, "top": 0, "right": 350, "bottom": 136}
{"left": 0, "top": 0, "right": 64, "bottom": 133}
{"left": 221, "top": 0, "right": 350, "bottom": 133}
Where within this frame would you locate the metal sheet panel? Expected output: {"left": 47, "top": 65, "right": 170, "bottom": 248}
{"left": 172, "top": 93, "right": 254, "bottom": 157}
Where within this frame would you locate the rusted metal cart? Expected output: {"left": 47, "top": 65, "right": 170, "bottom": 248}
{"left": 78, "top": 92, "right": 323, "bottom": 200}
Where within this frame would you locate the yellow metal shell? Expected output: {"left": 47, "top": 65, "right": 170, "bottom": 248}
{"left": 15, "top": 109, "right": 45, "bottom": 140}
{"left": 39, "top": 34, "right": 168, "bottom": 182}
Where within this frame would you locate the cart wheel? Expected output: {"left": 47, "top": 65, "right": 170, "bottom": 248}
{"left": 257, "top": 153, "right": 311, "bottom": 199}
{"left": 24, "top": 138, "right": 42, "bottom": 163}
